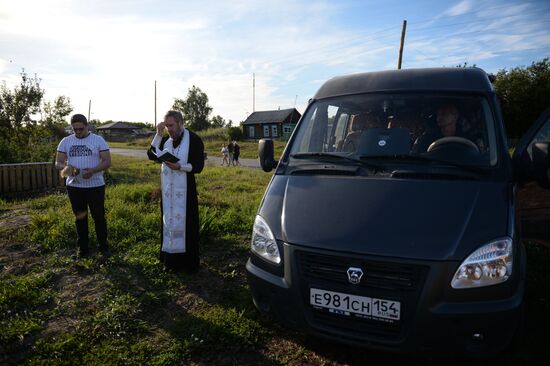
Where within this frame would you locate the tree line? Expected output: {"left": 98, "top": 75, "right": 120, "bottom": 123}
{"left": 1, "top": 59, "right": 549, "bottom": 163}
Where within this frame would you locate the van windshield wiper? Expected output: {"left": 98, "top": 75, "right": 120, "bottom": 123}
{"left": 291, "top": 152, "right": 382, "bottom": 170}
{"left": 360, "top": 154, "right": 486, "bottom": 174}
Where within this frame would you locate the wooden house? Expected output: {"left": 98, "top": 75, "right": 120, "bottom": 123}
{"left": 242, "top": 108, "right": 301, "bottom": 140}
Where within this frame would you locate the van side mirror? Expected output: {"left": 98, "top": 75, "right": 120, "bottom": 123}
{"left": 532, "top": 141, "right": 550, "bottom": 188}
{"left": 258, "top": 139, "right": 278, "bottom": 172}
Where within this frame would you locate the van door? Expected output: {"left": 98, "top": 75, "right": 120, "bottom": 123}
{"left": 513, "top": 107, "right": 550, "bottom": 245}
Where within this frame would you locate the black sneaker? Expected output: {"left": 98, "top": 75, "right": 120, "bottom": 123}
{"left": 77, "top": 249, "right": 90, "bottom": 259}
{"left": 99, "top": 246, "right": 111, "bottom": 258}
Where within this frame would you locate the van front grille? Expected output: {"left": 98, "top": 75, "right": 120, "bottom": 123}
{"left": 298, "top": 251, "right": 426, "bottom": 291}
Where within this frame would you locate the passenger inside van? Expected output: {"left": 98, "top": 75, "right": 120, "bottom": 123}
{"left": 387, "top": 108, "right": 421, "bottom": 146}
{"left": 341, "top": 111, "right": 384, "bottom": 152}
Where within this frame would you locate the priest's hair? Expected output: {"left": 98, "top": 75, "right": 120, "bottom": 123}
{"left": 165, "top": 110, "right": 184, "bottom": 126}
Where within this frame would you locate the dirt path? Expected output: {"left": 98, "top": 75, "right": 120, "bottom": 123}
{"left": 110, "top": 148, "right": 261, "bottom": 168}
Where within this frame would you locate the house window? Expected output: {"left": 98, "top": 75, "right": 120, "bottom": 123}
{"left": 249, "top": 126, "right": 255, "bottom": 138}
{"left": 283, "top": 125, "right": 292, "bottom": 134}
{"left": 263, "top": 125, "right": 270, "bottom": 137}
{"left": 272, "top": 125, "right": 278, "bottom": 137}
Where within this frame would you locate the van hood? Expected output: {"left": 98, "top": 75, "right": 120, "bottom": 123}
{"left": 265, "top": 175, "right": 509, "bottom": 261}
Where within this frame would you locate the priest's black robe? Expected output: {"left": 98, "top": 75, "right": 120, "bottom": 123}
{"left": 147, "top": 129, "right": 204, "bottom": 272}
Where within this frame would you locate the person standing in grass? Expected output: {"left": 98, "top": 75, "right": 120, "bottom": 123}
{"left": 147, "top": 110, "right": 205, "bottom": 273}
{"left": 221, "top": 144, "right": 229, "bottom": 166}
{"left": 227, "top": 141, "right": 234, "bottom": 166}
{"left": 232, "top": 141, "right": 241, "bottom": 166}
{"left": 55, "top": 113, "right": 112, "bottom": 258}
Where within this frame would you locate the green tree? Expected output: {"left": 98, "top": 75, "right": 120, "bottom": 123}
{"left": 42, "top": 96, "right": 72, "bottom": 124}
{"left": 494, "top": 58, "right": 550, "bottom": 139}
{"left": 210, "top": 115, "right": 226, "bottom": 128}
{"left": 0, "top": 71, "right": 70, "bottom": 163}
{"left": 42, "top": 96, "right": 73, "bottom": 139}
{"left": 0, "top": 70, "right": 44, "bottom": 138}
{"left": 172, "top": 85, "right": 212, "bottom": 131}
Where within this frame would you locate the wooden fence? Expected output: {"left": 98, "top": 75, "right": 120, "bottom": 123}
{"left": 0, "top": 162, "right": 65, "bottom": 197}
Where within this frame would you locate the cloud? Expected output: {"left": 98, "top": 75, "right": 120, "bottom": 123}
{"left": 445, "top": 0, "right": 473, "bottom": 16}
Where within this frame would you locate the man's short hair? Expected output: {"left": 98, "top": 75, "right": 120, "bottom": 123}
{"left": 438, "top": 104, "right": 458, "bottom": 118}
{"left": 165, "top": 110, "right": 184, "bottom": 126}
{"left": 70, "top": 114, "right": 88, "bottom": 125}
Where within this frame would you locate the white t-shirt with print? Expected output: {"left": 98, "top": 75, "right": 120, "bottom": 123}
{"left": 57, "top": 133, "right": 109, "bottom": 188}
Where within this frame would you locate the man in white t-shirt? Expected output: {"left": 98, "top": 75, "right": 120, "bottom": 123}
{"left": 55, "top": 114, "right": 112, "bottom": 258}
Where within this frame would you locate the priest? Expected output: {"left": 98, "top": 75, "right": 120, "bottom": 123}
{"left": 147, "top": 110, "right": 205, "bottom": 273}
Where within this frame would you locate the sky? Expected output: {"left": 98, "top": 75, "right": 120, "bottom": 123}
{"left": 1, "top": 0, "right": 549, "bottom": 125}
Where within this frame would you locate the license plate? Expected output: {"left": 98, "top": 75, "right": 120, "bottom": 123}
{"left": 310, "top": 288, "right": 401, "bottom": 321}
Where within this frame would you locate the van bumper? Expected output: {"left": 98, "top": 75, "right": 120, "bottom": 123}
{"left": 246, "top": 248, "right": 525, "bottom": 357}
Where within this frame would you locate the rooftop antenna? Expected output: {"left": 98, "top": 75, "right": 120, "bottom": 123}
{"left": 253, "top": 73, "right": 256, "bottom": 112}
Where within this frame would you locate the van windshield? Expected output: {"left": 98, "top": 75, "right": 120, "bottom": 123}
{"left": 289, "top": 94, "right": 498, "bottom": 167}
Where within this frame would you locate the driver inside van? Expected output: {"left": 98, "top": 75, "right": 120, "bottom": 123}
{"left": 412, "top": 104, "right": 461, "bottom": 153}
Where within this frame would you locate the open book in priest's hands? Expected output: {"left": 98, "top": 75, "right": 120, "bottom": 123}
{"left": 154, "top": 149, "right": 180, "bottom": 163}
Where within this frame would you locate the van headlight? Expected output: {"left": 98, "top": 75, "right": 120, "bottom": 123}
{"left": 251, "top": 215, "right": 281, "bottom": 264}
{"left": 451, "top": 237, "right": 513, "bottom": 289}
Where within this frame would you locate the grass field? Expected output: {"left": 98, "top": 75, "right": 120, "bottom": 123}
{"left": 1, "top": 155, "right": 549, "bottom": 365}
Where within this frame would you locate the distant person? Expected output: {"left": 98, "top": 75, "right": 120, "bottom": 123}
{"left": 147, "top": 110, "right": 205, "bottom": 273}
{"left": 55, "top": 114, "right": 111, "bottom": 259}
{"left": 221, "top": 144, "right": 229, "bottom": 166}
{"left": 232, "top": 141, "right": 241, "bottom": 166}
{"left": 227, "top": 141, "right": 235, "bottom": 166}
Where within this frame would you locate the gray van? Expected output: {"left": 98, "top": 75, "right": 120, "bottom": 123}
{"left": 246, "top": 68, "right": 550, "bottom": 356}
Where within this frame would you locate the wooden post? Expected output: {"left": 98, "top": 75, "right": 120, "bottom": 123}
{"left": 1, "top": 166, "right": 6, "bottom": 193}
{"left": 46, "top": 164, "right": 53, "bottom": 188}
{"left": 15, "top": 165, "right": 23, "bottom": 193}
{"left": 8, "top": 166, "right": 15, "bottom": 192}
{"left": 397, "top": 20, "right": 407, "bottom": 70}
{"left": 40, "top": 164, "right": 46, "bottom": 189}
{"left": 22, "top": 165, "right": 30, "bottom": 191}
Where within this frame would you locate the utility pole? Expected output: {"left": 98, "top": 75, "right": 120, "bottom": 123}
{"left": 154, "top": 80, "right": 157, "bottom": 127}
{"left": 397, "top": 19, "right": 407, "bottom": 70}
{"left": 88, "top": 100, "right": 91, "bottom": 122}
{"left": 253, "top": 73, "right": 256, "bottom": 112}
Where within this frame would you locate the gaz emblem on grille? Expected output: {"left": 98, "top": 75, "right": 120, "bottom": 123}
{"left": 347, "top": 267, "right": 364, "bottom": 285}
